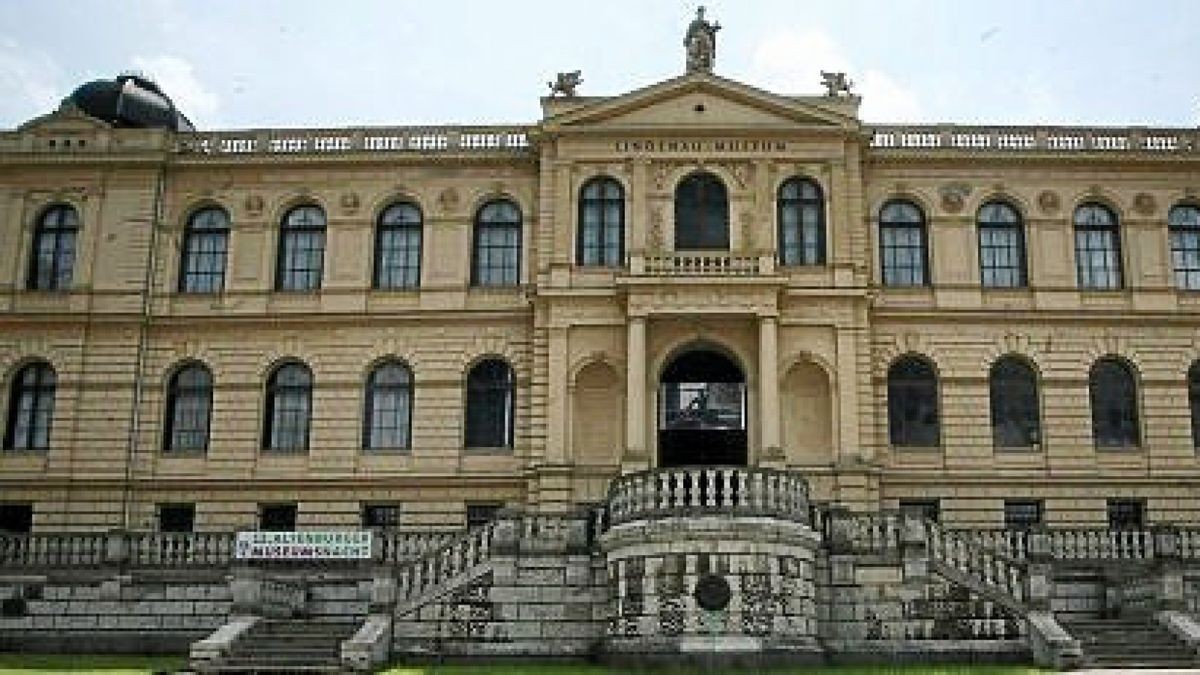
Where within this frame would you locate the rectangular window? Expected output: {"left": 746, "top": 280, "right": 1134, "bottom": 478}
{"left": 362, "top": 503, "right": 401, "bottom": 529}
{"left": 157, "top": 503, "right": 195, "bottom": 533}
{"left": 475, "top": 226, "right": 520, "bottom": 286}
{"left": 465, "top": 502, "right": 503, "bottom": 529}
{"left": 1075, "top": 229, "right": 1122, "bottom": 289}
{"left": 377, "top": 228, "right": 421, "bottom": 289}
{"left": 881, "top": 225, "right": 927, "bottom": 286}
{"left": 979, "top": 226, "right": 1025, "bottom": 287}
{"left": 1003, "top": 500, "right": 1043, "bottom": 529}
{"left": 1106, "top": 499, "right": 1145, "bottom": 529}
{"left": 278, "top": 230, "right": 325, "bottom": 291}
{"left": 899, "top": 499, "right": 940, "bottom": 523}
{"left": 259, "top": 503, "right": 297, "bottom": 531}
{"left": 0, "top": 503, "right": 33, "bottom": 534}
{"left": 181, "top": 231, "right": 228, "bottom": 293}
{"left": 1171, "top": 229, "right": 1200, "bottom": 290}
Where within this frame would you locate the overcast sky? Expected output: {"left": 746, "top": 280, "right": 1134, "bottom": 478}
{"left": 1, "top": 0, "right": 1196, "bottom": 130}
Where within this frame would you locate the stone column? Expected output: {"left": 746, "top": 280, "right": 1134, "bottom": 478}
{"left": 758, "top": 316, "right": 782, "bottom": 465}
{"left": 624, "top": 316, "right": 647, "bottom": 471}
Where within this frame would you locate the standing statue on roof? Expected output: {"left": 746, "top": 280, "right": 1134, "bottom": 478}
{"left": 684, "top": 6, "right": 721, "bottom": 74}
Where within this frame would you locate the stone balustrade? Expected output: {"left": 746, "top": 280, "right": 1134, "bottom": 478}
{"left": 601, "top": 466, "right": 810, "bottom": 530}
{"left": 868, "top": 125, "right": 1200, "bottom": 153}
{"left": 129, "top": 531, "right": 236, "bottom": 567}
{"left": 633, "top": 253, "right": 764, "bottom": 277}
{"left": 0, "top": 532, "right": 107, "bottom": 568}
{"left": 395, "top": 521, "right": 495, "bottom": 607}
{"left": 174, "top": 126, "right": 532, "bottom": 156}
{"left": 377, "top": 531, "right": 455, "bottom": 564}
{"left": 928, "top": 521, "right": 1028, "bottom": 612}
{"left": 1044, "top": 528, "right": 1155, "bottom": 560}
{"left": 259, "top": 578, "right": 306, "bottom": 618}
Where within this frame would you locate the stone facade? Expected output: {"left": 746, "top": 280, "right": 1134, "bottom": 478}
{"left": 2, "top": 17, "right": 1200, "bottom": 668}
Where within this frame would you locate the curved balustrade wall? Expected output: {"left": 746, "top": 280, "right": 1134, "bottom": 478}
{"left": 602, "top": 466, "right": 810, "bottom": 529}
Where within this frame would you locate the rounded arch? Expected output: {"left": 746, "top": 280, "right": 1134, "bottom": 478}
{"left": 262, "top": 359, "right": 314, "bottom": 452}
{"left": 31, "top": 202, "right": 80, "bottom": 229}
{"left": 472, "top": 198, "right": 523, "bottom": 287}
{"left": 886, "top": 353, "right": 941, "bottom": 448}
{"left": 3, "top": 355, "right": 56, "bottom": 385}
{"left": 163, "top": 360, "right": 214, "bottom": 453}
{"left": 576, "top": 175, "right": 626, "bottom": 267}
{"left": 465, "top": 191, "right": 529, "bottom": 223}
{"left": 267, "top": 194, "right": 330, "bottom": 228}
{"left": 362, "top": 358, "right": 414, "bottom": 451}
{"left": 568, "top": 352, "right": 623, "bottom": 389}
{"left": 374, "top": 200, "right": 423, "bottom": 290}
{"left": 464, "top": 356, "right": 516, "bottom": 449}
{"left": 361, "top": 354, "right": 415, "bottom": 382}
{"left": 781, "top": 356, "right": 834, "bottom": 466}
{"left": 870, "top": 191, "right": 935, "bottom": 222}
{"left": 1068, "top": 190, "right": 1127, "bottom": 221}
{"left": 878, "top": 199, "right": 931, "bottom": 287}
{"left": 178, "top": 205, "right": 231, "bottom": 293}
{"left": 657, "top": 344, "right": 748, "bottom": 467}
{"left": 29, "top": 203, "right": 81, "bottom": 291}
{"left": 988, "top": 354, "right": 1042, "bottom": 448}
{"left": 178, "top": 200, "right": 232, "bottom": 230}
{"left": 162, "top": 357, "right": 213, "bottom": 389}
{"left": 570, "top": 358, "right": 622, "bottom": 466}
{"left": 367, "top": 190, "right": 427, "bottom": 224}
{"left": 777, "top": 175, "right": 827, "bottom": 266}
{"left": 4, "top": 358, "right": 57, "bottom": 451}
{"left": 654, "top": 338, "right": 749, "bottom": 386}
{"left": 1088, "top": 354, "right": 1141, "bottom": 448}
{"left": 674, "top": 171, "right": 729, "bottom": 250}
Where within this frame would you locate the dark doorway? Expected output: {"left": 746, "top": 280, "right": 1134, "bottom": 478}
{"left": 658, "top": 349, "right": 747, "bottom": 467}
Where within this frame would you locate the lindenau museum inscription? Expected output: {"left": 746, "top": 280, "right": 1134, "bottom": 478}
{"left": 614, "top": 138, "right": 788, "bottom": 153}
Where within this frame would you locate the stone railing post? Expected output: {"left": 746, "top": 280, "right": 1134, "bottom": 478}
{"left": 899, "top": 513, "right": 928, "bottom": 582}
{"left": 229, "top": 565, "right": 263, "bottom": 615}
{"left": 1154, "top": 525, "right": 1185, "bottom": 612}
{"left": 826, "top": 506, "right": 854, "bottom": 555}
{"left": 104, "top": 529, "right": 130, "bottom": 566}
{"left": 1025, "top": 528, "right": 1053, "bottom": 612}
{"left": 491, "top": 510, "right": 521, "bottom": 556}
{"left": 369, "top": 567, "right": 397, "bottom": 614}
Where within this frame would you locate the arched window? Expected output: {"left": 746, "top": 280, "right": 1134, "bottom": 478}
{"left": 989, "top": 356, "right": 1040, "bottom": 447}
{"left": 1074, "top": 203, "right": 1122, "bottom": 290}
{"left": 364, "top": 361, "right": 412, "bottom": 450}
{"left": 164, "top": 363, "right": 213, "bottom": 452}
{"left": 472, "top": 200, "right": 521, "bottom": 286}
{"left": 1089, "top": 357, "right": 1139, "bottom": 448}
{"left": 1188, "top": 361, "right": 1200, "bottom": 450}
{"left": 264, "top": 362, "right": 312, "bottom": 452}
{"left": 675, "top": 172, "right": 729, "bottom": 250}
{"left": 465, "top": 359, "right": 515, "bottom": 448}
{"left": 887, "top": 356, "right": 940, "bottom": 447}
{"left": 4, "top": 362, "right": 55, "bottom": 450}
{"left": 978, "top": 201, "right": 1027, "bottom": 288}
{"left": 276, "top": 205, "right": 326, "bottom": 291}
{"left": 1169, "top": 203, "right": 1200, "bottom": 290}
{"left": 29, "top": 205, "right": 79, "bottom": 291}
{"left": 577, "top": 177, "right": 624, "bottom": 267}
{"left": 778, "top": 177, "right": 825, "bottom": 266}
{"left": 179, "top": 207, "right": 230, "bottom": 293}
{"left": 879, "top": 200, "right": 929, "bottom": 287}
{"left": 374, "top": 202, "right": 422, "bottom": 289}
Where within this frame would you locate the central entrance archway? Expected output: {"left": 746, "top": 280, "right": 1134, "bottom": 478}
{"left": 658, "top": 349, "right": 747, "bottom": 467}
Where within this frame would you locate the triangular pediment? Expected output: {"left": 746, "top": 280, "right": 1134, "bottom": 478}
{"left": 543, "top": 73, "right": 859, "bottom": 133}
{"left": 18, "top": 103, "right": 111, "bottom": 134}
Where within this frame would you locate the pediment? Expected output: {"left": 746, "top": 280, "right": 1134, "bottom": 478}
{"left": 18, "top": 103, "right": 111, "bottom": 134}
{"left": 544, "top": 73, "right": 859, "bottom": 132}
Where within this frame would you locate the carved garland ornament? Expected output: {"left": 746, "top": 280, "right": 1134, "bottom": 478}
{"left": 1133, "top": 192, "right": 1156, "bottom": 216}
{"left": 1037, "top": 190, "right": 1060, "bottom": 215}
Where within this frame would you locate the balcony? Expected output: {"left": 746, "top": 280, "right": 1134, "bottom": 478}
{"left": 627, "top": 252, "right": 775, "bottom": 277}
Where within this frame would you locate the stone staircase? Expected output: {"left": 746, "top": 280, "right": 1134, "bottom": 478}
{"left": 195, "top": 619, "right": 359, "bottom": 673}
{"left": 1062, "top": 616, "right": 1198, "bottom": 670}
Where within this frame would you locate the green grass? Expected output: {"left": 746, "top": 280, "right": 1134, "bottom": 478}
{"left": 0, "top": 654, "right": 185, "bottom": 674}
{"left": 379, "top": 665, "right": 1047, "bottom": 675}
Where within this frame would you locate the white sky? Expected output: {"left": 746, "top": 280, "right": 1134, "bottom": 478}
{"left": 0, "top": 0, "right": 1196, "bottom": 130}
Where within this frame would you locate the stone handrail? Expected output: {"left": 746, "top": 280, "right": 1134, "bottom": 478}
{"left": 0, "top": 532, "right": 107, "bottom": 568}
{"left": 1181, "top": 528, "right": 1200, "bottom": 559}
{"left": 600, "top": 466, "right": 809, "bottom": 530}
{"left": 1045, "top": 528, "right": 1154, "bottom": 560}
{"left": 635, "top": 253, "right": 762, "bottom": 277}
{"left": 927, "top": 520, "right": 1027, "bottom": 614}
{"left": 175, "top": 126, "right": 532, "bottom": 156}
{"left": 377, "top": 531, "right": 456, "bottom": 564}
{"left": 260, "top": 577, "right": 307, "bottom": 618}
{"left": 951, "top": 529, "right": 1030, "bottom": 562}
{"left": 395, "top": 520, "right": 495, "bottom": 610}
{"left": 129, "top": 531, "right": 236, "bottom": 567}
{"left": 830, "top": 510, "right": 903, "bottom": 555}
{"left": 868, "top": 125, "right": 1199, "bottom": 153}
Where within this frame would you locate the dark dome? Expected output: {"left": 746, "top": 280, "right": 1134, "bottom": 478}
{"left": 64, "top": 74, "right": 195, "bottom": 132}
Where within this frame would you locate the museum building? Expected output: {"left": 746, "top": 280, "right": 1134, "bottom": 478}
{"left": 0, "top": 12, "right": 1199, "bottom": 669}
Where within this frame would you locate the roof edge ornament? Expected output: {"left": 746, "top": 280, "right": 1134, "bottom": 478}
{"left": 684, "top": 6, "right": 720, "bottom": 75}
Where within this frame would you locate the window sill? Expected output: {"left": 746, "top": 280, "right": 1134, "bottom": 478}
{"left": 1095, "top": 445, "right": 1143, "bottom": 452}
{"left": 994, "top": 444, "right": 1041, "bottom": 453}
{"left": 464, "top": 446, "right": 514, "bottom": 455}
{"left": 160, "top": 450, "right": 207, "bottom": 458}
{"left": 891, "top": 445, "right": 941, "bottom": 452}
{"left": 362, "top": 447, "right": 411, "bottom": 455}
{"left": 1, "top": 448, "right": 48, "bottom": 455}
{"left": 260, "top": 448, "right": 309, "bottom": 455}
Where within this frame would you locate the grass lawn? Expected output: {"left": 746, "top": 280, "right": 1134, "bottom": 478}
{"left": 380, "top": 665, "right": 1048, "bottom": 675}
{"left": 0, "top": 654, "right": 185, "bottom": 674}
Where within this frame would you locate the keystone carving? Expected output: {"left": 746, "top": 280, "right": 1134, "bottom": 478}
{"left": 1037, "top": 190, "right": 1060, "bottom": 215}
{"left": 437, "top": 187, "right": 461, "bottom": 214}
{"left": 939, "top": 183, "right": 972, "bottom": 214}
{"left": 1133, "top": 192, "right": 1156, "bottom": 216}
{"left": 244, "top": 194, "right": 264, "bottom": 216}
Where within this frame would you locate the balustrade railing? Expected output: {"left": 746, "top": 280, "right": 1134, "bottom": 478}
{"left": 952, "top": 529, "right": 1030, "bottom": 562}
{"left": 838, "top": 511, "right": 903, "bottom": 555}
{"left": 637, "top": 253, "right": 762, "bottom": 277}
{"left": 927, "top": 521, "right": 1027, "bottom": 612}
{"left": 601, "top": 466, "right": 809, "bottom": 530}
{"left": 0, "top": 532, "right": 106, "bottom": 568}
{"left": 1045, "top": 528, "right": 1154, "bottom": 560}
{"left": 378, "top": 531, "right": 455, "bottom": 564}
{"left": 175, "top": 126, "right": 532, "bottom": 156}
{"left": 868, "top": 125, "right": 1199, "bottom": 153}
{"left": 130, "top": 531, "right": 235, "bottom": 567}
{"left": 1181, "top": 529, "right": 1200, "bottom": 559}
{"left": 396, "top": 520, "right": 495, "bottom": 608}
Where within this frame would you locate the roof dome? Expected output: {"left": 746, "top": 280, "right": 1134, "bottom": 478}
{"left": 63, "top": 73, "right": 195, "bottom": 132}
